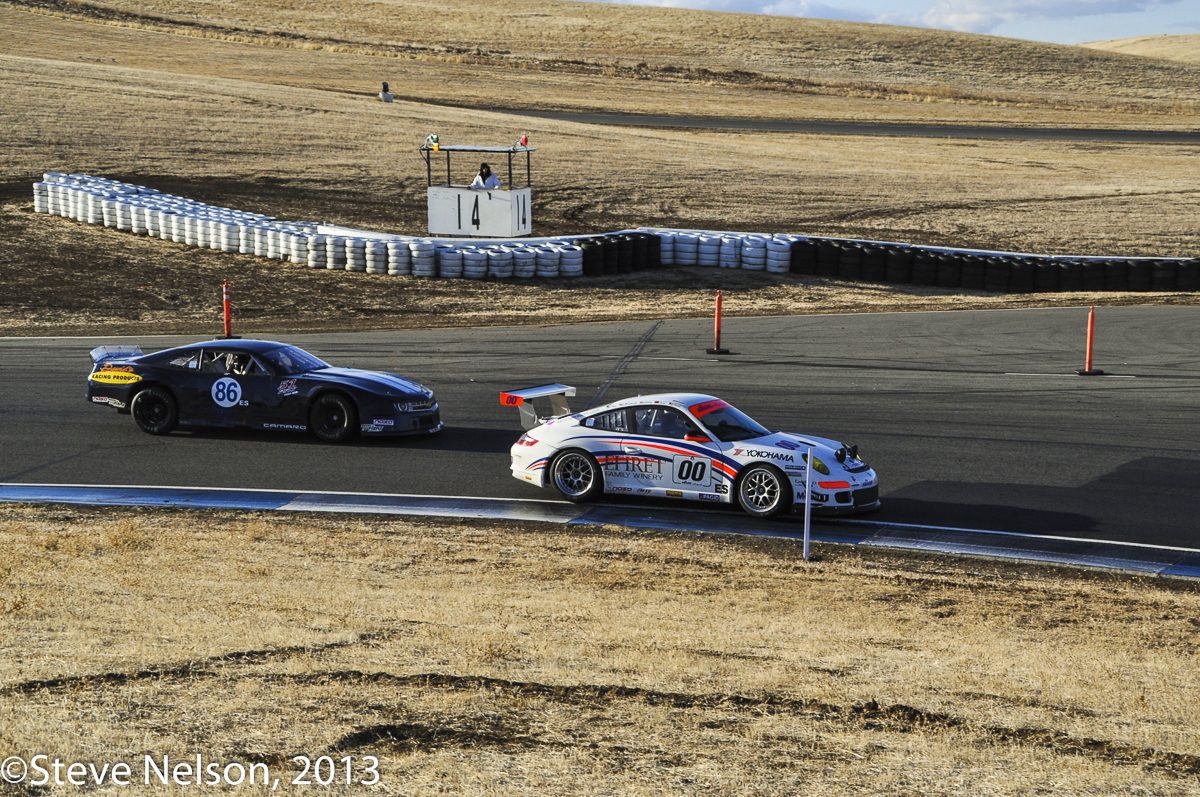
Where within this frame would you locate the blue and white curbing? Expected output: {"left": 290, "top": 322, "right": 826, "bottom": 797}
{"left": 1, "top": 483, "right": 1197, "bottom": 579}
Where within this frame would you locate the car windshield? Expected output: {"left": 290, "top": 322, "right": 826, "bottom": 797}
{"left": 689, "top": 399, "right": 770, "bottom": 443}
{"left": 261, "top": 345, "right": 329, "bottom": 374}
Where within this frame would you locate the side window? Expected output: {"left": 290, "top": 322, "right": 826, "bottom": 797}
{"left": 633, "top": 407, "right": 696, "bottom": 439}
{"left": 585, "top": 409, "right": 629, "bottom": 432}
{"left": 167, "top": 351, "right": 201, "bottom": 370}
{"left": 201, "top": 351, "right": 229, "bottom": 374}
{"left": 244, "top": 357, "right": 271, "bottom": 377}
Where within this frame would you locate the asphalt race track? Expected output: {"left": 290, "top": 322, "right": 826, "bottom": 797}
{"left": 2, "top": 305, "right": 1198, "bottom": 548}
{"left": 497, "top": 110, "right": 1200, "bottom": 145}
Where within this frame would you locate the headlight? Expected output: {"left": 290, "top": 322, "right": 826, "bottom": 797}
{"left": 805, "top": 454, "right": 830, "bottom": 476}
{"left": 394, "top": 401, "right": 411, "bottom": 412}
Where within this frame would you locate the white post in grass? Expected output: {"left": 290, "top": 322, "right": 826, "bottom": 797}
{"left": 803, "top": 447, "right": 813, "bottom": 561}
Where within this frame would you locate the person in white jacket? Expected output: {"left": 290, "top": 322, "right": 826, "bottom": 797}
{"left": 470, "top": 163, "right": 501, "bottom": 190}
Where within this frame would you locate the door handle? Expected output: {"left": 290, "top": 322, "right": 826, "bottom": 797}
{"left": 623, "top": 445, "right": 642, "bottom": 453}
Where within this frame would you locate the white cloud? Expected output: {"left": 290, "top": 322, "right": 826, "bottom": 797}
{"left": 918, "top": 0, "right": 1182, "bottom": 33}
{"left": 757, "top": 0, "right": 875, "bottom": 20}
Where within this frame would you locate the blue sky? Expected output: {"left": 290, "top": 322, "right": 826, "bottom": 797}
{"left": 594, "top": 0, "right": 1197, "bottom": 44}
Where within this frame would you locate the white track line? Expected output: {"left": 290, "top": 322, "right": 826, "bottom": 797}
{"left": 826, "top": 517, "right": 1200, "bottom": 554}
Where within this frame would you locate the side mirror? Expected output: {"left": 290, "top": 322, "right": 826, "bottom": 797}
{"left": 684, "top": 435, "right": 711, "bottom": 443}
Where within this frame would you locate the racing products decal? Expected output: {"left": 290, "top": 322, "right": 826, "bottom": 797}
{"left": 89, "top": 369, "right": 141, "bottom": 385}
{"left": 91, "top": 396, "right": 127, "bottom": 408}
{"left": 361, "top": 424, "right": 384, "bottom": 433}
{"left": 211, "top": 377, "right": 241, "bottom": 408}
{"left": 277, "top": 379, "right": 299, "bottom": 396}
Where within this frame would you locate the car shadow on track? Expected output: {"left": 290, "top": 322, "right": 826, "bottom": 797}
{"left": 171, "top": 424, "right": 515, "bottom": 453}
{"left": 878, "top": 457, "right": 1200, "bottom": 547}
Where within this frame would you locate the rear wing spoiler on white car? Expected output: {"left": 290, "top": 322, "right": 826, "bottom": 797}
{"left": 501, "top": 384, "right": 576, "bottom": 430}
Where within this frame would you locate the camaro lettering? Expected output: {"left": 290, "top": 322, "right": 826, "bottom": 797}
{"left": 263, "top": 423, "right": 306, "bottom": 430}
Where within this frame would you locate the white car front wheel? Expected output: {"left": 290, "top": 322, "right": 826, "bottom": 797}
{"left": 736, "top": 464, "right": 792, "bottom": 518}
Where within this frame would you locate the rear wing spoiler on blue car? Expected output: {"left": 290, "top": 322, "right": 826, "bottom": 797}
{"left": 89, "top": 345, "right": 144, "bottom": 364}
{"left": 501, "top": 384, "right": 576, "bottom": 430}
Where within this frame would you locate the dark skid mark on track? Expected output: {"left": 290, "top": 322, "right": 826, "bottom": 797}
{"left": 586, "top": 320, "right": 663, "bottom": 410}
{"left": 496, "top": 110, "right": 1200, "bottom": 145}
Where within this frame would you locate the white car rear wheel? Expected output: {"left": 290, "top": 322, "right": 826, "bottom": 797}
{"left": 551, "top": 449, "right": 603, "bottom": 503}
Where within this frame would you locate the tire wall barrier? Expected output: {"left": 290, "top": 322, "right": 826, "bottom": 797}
{"left": 32, "top": 174, "right": 1196, "bottom": 291}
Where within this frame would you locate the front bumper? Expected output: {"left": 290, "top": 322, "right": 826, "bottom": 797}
{"left": 359, "top": 407, "right": 443, "bottom": 436}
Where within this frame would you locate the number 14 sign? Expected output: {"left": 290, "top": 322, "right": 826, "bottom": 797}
{"left": 427, "top": 186, "right": 531, "bottom": 237}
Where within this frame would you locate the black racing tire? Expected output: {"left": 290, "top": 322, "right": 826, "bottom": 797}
{"left": 549, "top": 449, "right": 604, "bottom": 503}
{"left": 309, "top": 393, "right": 357, "bottom": 443}
{"left": 131, "top": 386, "right": 178, "bottom": 435}
{"left": 736, "top": 464, "right": 793, "bottom": 519}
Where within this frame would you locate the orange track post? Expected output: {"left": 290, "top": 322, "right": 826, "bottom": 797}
{"left": 706, "top": 290, "right": 730, "bottom": 355}
{"left": 1077, "top": 305, "right": 1104, "bottom": 376}
{"left": 223, "top": 279, "right": 232, "bottom": 338}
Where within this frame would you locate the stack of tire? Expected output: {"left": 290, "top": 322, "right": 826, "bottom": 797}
{"left": 435, "top": 246, "right": 461, "bottom": 278}
{"left": 698, "top": 235, "right": 721, "bottom": 267}
{"left": 558, "top": 245, "right": 584, "bottom": 277}
{"left": 512, "top": 247, "right": 537, "bottom": 278}
{"left": 461, "top": 248, "right": 488, "bottom": 279}
{"left": 740, "top": 238, "right": 768, "bottom": 271}
{"left": 656, "top": 232, "right": 675, "bottom": 266}
{"left": 487, "top": 248, "right": 515, "bottom": 279}
{"left": 535, "top": 246, "right": 560, "bottom": 278}
{"left": 387, "top": 241, "right": 411, "bottom": 275}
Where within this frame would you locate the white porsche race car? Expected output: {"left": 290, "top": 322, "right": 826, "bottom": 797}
{"left": 504, "top": 385, "right": 880, "bottom": 518}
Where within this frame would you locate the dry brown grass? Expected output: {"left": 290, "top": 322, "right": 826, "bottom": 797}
{"left": 1, "top": 503, "right": 1199, "bottom": 794}
{"left": 1084, "top": 34, "right": 1200, "bottom": 66}
{"left": 2, "top": 9, "right": 1198, "bottom": 336}
{"left": 7, "top": 0, "right": 1200, "bottom": 121}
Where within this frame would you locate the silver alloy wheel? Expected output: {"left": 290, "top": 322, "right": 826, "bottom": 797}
{"left": 740, "top": 467, "right": 782, "bottom": 513}
{"left": 553, "top": 452, "right": 596, "bottom": 498}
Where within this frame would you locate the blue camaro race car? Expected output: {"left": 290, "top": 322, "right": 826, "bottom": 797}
{"left": 87, "top": 339, "right": 441, "bottom": 442}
